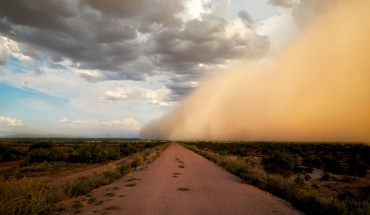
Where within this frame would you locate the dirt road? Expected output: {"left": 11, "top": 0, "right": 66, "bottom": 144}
{"left": 70, "top": 143, "right": 303, "bottom": 215}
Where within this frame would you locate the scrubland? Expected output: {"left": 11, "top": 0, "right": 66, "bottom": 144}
{"left": 182, "top": 141, "right": 369, "bottom": 215}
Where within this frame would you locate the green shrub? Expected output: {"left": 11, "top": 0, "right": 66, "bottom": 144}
{"left": 263, "top": 152, "right": 296, "bottom": 175}
{"left": 29, "top": 142, "right": 54, "bottom": 151}
{"left": 77, "top": 143, "right": 108, "bottom": 163}
{"left": 25, "top": 148, "right": 69, "bottom": 164}
{"left": 120, "top": 144, "right": 138, "bottom": 156}
{"left": 0, "top": 145, "right": 23, "bottom": 162}
{"left": 107, "top": 147, "right": 120, "bottom": 160}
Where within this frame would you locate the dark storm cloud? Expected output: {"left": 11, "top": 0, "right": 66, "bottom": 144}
{"left": 0, "top": 0, "right": 269, "bottom": 87}
{"left": 148, "top": 14, "right": 270, "bottom": 74}
{"left": 0, "top": 0, "right": 76, "bottom": 30}
{"left": 238, "top": 10, "right": 254, "bottom": 28}
{"left": 0, "top": 0, "right": 144, "bottom": 79}
{"left": 165, "top": 81, "right": 198, "bottom": 101}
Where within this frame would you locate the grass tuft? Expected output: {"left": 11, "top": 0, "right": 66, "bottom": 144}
{"left": 178, "top": 187, "right": 190, "bottom": 191}
{"left": 104, "top": 192, "right": 115, "bottom": 197}
{"left": 106, "top": 205, "right": 122, "bottom": 210}
{"left": 94, "top": 200, "right": 105, "bottom": 205}
{"left": 88, "top": 197, "right": 96, "bottom": 204}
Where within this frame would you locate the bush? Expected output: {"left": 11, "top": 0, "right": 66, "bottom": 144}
{"left": 107, "top": 147, "right": 120, "bottom": 160}
{"left": 29, "top": 142, "right": 54, "bottom": 151}
{"left": 263, "top": 152, "right": 296, "bottom": 175}
{"left": 0, "top": 145, "right": 23, "bottom": 162}
{"left": 323, "top": 157, "right": 342, "bottom": 173}
{"left": 303, "top": 156, "right": 322, "bottom": 168}
{"left": 0, "top": 177, "right": 55, "bottom": 215}
{"left": 77, "top": 143, "right": 108, "bottom": 163}
{"left": 25, "top": 148, "right": 69, "bottom": 164}
{"left": 120, "top": 144, "right": 138, "bottom": 156}
{"left": 63, "top": 176, "right": 97, "bottom": 197}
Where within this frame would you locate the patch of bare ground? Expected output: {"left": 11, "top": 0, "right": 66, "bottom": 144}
{"left": 305, "top": 173, "right": 370, "bottom": 200}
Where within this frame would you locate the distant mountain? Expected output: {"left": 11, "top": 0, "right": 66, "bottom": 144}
{"left": 0, "top": 133, "right": 139, "bottom": 140}
{"left": 0, "top": 133, "right": 78, "bottom": 139}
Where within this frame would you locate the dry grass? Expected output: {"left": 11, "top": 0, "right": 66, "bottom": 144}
{"left": 184, "top": 144, "right": 370, "bottom": 215}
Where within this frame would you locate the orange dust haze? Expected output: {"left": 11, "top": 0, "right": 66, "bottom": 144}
{"left": 140, "top": 0, "right": 370, "bottom": 142}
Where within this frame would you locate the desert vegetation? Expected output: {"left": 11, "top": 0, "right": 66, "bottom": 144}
{"left": 182, "top": 141, "right": 369, "bottom": 215}
{"left": 0, "top": 139, "right": 166, "bottom": 177}
{"left": 0, "top": 139, "right": 169, "bottom": 215}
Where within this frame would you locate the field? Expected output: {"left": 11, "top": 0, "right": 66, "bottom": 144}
{"left": 0, "top": 139, "right": 169, "bottom": 214}
{"left": 0, "top": 140, "right": 369, "bottom": 215}
{"left": 182, "top": 141, "right": 369, "bottom": 214}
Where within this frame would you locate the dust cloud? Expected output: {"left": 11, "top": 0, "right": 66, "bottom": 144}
{"left": 141, "top": 0, "right": 370, "bottom": 142}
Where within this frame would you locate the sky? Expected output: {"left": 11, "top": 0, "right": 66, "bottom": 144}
{"left": 0, "top": 0, "right": 321, "bottom": 138}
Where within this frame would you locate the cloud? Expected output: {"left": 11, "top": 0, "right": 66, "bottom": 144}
{"left": 0, "top": 0, "right": 270, "bottom": 86}
{"left": 101, "top": 118, "right": 140, "bottom": 131}
{"left": 165, "top": 81, "right": 199, "bottom": 101}
{"left": 100, "top": 86, "right": 174, "bottom": 107}
{"left": 268, "top": 0, "right": 295, "bottom": 8}
{"left": 0, "top": 37, "right": 9, "bottom": 65}
{"left": 147, "top": 14, "right": 270, "bottom": 74}
{"left": 0, "top": 116, "right": 23, "bottom": 126}
{"left": 59, "top": 117, "right": 69, "bottom": 123}
{"left": 68, "top": 118, "right": 140, "bottom": 131}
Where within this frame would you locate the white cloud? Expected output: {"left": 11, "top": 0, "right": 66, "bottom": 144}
{"left": 0, "top": 116, "right": 23, "bottom": 126}
{"left": 257, "top": 10, "right": 299, "bottom": 51}
{"left": 68, "top": 118, "right": 140, "bottom": 131}
{"left": 69, "top": 119, "right": 97, "bottom": 129}
{"left": 101, "top": 118, "right": 141, "bottom": 131}
{"left": 59, "top": 117, "right": 69, "bottom": 123}
{"left": 0, "top": 37, "right": 9, "bottom": 65}
{"left": 0, "top": 36, "right": 33, "bottom": 65}
{"left": 100, "top": 86, "right": 174, "bottom": 107}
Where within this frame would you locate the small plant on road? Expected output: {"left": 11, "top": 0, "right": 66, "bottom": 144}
{"left": 94, "top": 200, "right": 105, "bottom": 205}
{"left": 173, "top": 172, "right": 181, "bottom": 177}
{"left": 72, "top": 201, "right": 83, "bottom": 209}
{"left": 106, "top": 205, "right": 122, "bottom": 210}
{"left": 88, "top": 197, "right": 96, "bottom": 204}
{"left": 104, "top": 192, "right": 115, "bottom": 197}
{"left": 178, "top": 187, "right": 190, "bottom": 191}
{"left": 126, "top": 182, "right": 137, "bottom": 187}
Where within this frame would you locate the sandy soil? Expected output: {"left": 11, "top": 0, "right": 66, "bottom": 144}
{"left": 62, "top": 143, "right": 304, "bottom": 215}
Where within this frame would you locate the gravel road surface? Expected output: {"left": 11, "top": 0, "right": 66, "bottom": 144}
{"left": 70, "top": 143, "right": 303, "bottom": 215}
